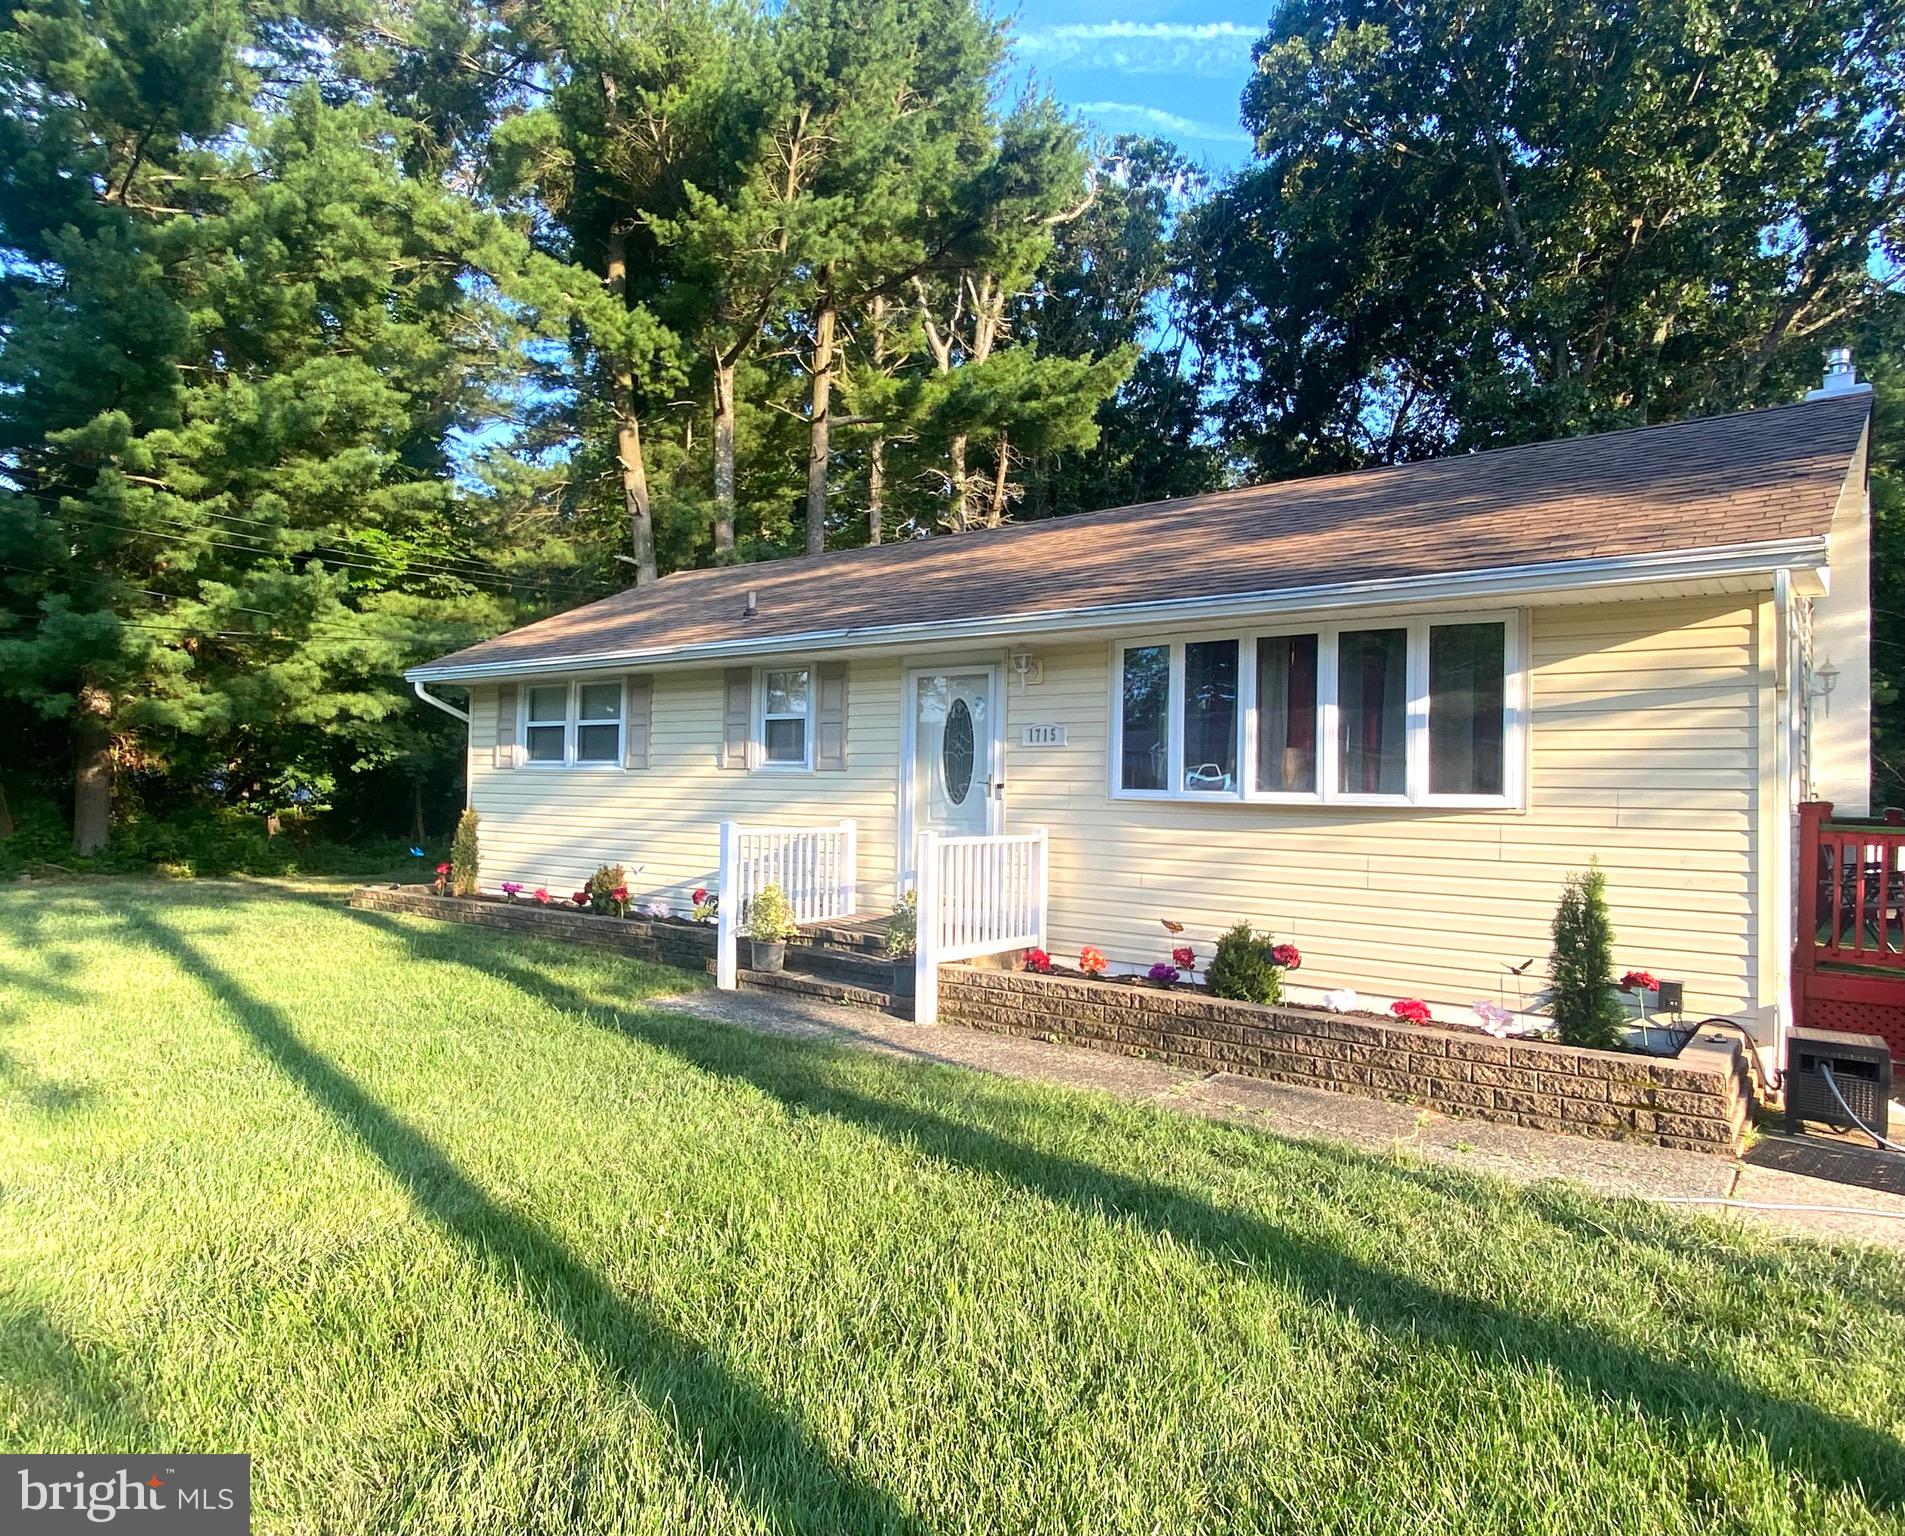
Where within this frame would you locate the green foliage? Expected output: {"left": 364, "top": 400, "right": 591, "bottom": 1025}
{"left": 746, "top": 883, "right": 799, "bottom": 942}
{"left": 450, "top": 809, "right": 480, "bottom": 898}
{"left": 1549, "top": 864, "right": 1627, "bottom": 1051}
{"left": 588, "top": 863, "right": 629, "bottom": 917}
{"left": 1186, "top": 0, "right": 1905, "bottom": 475}
{"left": 1206, "top": 922, "right": 1286, "bottom": 1007}
{"left": 0, "top": 797, "right": 413, "bottom": 881}
{"left": 884, "top": 891, "right": 918, "bottom": 958}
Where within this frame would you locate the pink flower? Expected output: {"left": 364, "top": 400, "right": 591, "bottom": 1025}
{"left": 435, "top": 862, "right": 452, "bottom": 875}
{"left": 1078, "top": 945, "right": 1108, "bottom": 976}
{"left": 1391, "top": 998, "right": 1432, "bottom": 1025}
{"left": 1023, "top": 947, "right": 1052, "bottom": 974}
{"left": 1270, "top": 943, "right": 1302, "bottom": 970}
{"left": 1172, "top": 945, "right": 1195, "bottom": 971}
{"left": 611, "top": 886, "right": 629, "bottom": 904}
{"left": 533, "top": 887, "right": 551, "bottom": 905}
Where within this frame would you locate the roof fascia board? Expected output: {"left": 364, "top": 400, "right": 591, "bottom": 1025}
{"left": 407, "top": 536, "right": 1827, "bottom": 683}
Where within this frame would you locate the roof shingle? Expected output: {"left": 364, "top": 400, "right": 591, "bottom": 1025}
{"left": 418, "top": 392, "right": 1871, "bottom": 677}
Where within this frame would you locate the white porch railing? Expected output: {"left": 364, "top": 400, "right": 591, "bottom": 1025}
{"left": 715, "top": 819, "right": 858, "bottom": 988}
{"left": 914, "top": 827, "right": 1048, "bottom": 1025}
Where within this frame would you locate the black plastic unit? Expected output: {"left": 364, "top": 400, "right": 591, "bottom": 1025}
{"left": 1785, "top": 1028, "right": 1893, "bottom": 1137}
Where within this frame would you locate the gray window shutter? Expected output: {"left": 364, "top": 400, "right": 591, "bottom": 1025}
{"left": 623, "top": 675, "right": 652, "bottom": 770}
{"left": 494, "top": 683, "right": 519, "bottom": 769}
{"left": 814, "top": 661, "right": 848, "bottom": 771}
{"left": 720, "top": 668, "right": 751, "bottom": 769}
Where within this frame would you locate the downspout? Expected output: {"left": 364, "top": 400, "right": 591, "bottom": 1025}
{"left": 413, "top": 679, "right": 471, "bottom": 724}
{"left": 1772, "top": 569, "right": 1795, "bottom": 1074}
{"left": 413, "top": 680, "right": 474, "bottom": 812}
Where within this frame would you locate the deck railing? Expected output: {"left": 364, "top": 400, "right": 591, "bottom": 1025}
{"left": 1796, "top": 800, "right": 1905, "bottom": 969}
{"left": 913, "top": 827, "right": 1048, "bottom": 1025}
{"left": 715, "top": 819, "right": 857, "bottom": 989}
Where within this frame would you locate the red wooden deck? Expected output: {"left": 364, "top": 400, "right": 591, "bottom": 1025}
{"left": 1794, "top": 801, "right": 1905, "bottom": 1064}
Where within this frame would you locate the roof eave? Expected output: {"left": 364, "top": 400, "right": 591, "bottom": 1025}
{"left": 406, "top": 535, "right": 1830, "bottom": 684}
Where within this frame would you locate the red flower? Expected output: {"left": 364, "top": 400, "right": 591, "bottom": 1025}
{"left": 435, "top": 862, "right": 452, "bottom": 875}
{"left": 1391, "top": 998, "right": 1432, "bottom": 1025}
{"left": 1270, "top": 943, "right": 1302, "bottom": 970}
{"left": 1078, "top": 945, "right": 1108, "bottom": 976}
{"left": 1023, "top": 947, "right": 1053, "bottom": 974}
{"left": 1172, "top": 945, "right": 1195, "bottom": 971}
{"left": 571, "top": 890, "right": 589, "bottom": 907}
{"left": 1621, "top": 970, "right": 1659, "bottom": 992}
{"left": 692, "top": 887, "right": 708, "bottom": 905}
{"left": 611, "top": 886, "right": 629, "bottom": 904}
{"left": 533, "top": 887, "right": 551, "bottom": 905}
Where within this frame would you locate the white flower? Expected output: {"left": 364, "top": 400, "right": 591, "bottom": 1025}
{"left": 643, "top": 900, "right": 671, "bottom": 917}
{"left": 1472, "top": 999, "right": 1515, "bottom": 1036}
{"left": 1321, "top": 988, "right": 1357, "bottom": 1013}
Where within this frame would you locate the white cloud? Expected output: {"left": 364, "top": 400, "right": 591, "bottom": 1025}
{"left": 1073, "top": 99, "right": 1253, "bottom": 146}
{"left": 1017, "top": 20, "right": 1258, "bottom": 77}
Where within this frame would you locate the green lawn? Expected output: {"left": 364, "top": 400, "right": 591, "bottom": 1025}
{"left": 2, "top": 884, "right": 1903, "bottom": 1535}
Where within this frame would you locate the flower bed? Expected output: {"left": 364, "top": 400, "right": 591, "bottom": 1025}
{"left": 349, "top": 885, "right": 718, "bottom": 973}
{"left": 937, "top": 965, "right": 1751, "bottom": 1155}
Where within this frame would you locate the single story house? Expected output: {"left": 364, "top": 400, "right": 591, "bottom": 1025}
{"left": 408, "top": 372, "right": 1875, "bottom": 1046}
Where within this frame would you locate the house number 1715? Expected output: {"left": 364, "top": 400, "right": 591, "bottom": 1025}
{"left": 1020, "top": 723, "right": 1068, "bottom": 748}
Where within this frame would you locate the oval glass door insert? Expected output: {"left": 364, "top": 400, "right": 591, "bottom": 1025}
{"left": 942, "top": 698, "right": 976, "bottom": 805}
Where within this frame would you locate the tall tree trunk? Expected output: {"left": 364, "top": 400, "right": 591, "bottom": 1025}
{"left": 867, "top": 434, "right": 885, "bottom": 545}
{"left": 986, "top": 431, "right": 1011, "bottom": 527}
{"left": 72, "top": 680, "right": 113, "bottom": 855}
{"left": 805, "top": 288, "right": 836, "bottom": 557}
{"left": 712, "top": 355, "right": 737, "bottom": 555}
{"left": 0, "top": 776, "right": 15, "bottom": 839}
{"left": 605, "top": 228, "right": 657, "bottom": 585}
{"left": 948, "top": 433, "right": 969, "bottom": 531}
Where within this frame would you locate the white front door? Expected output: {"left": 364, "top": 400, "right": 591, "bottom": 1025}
{"left": 904, "top": 666, "right": 1001, "bottom": 878}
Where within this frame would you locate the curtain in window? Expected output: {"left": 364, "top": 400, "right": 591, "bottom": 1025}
{"left": 1337, "top": 629, "right": 1407, "bottom": 794}
{"left": 1256, "top": 634, "right": 1317, "bottom": 792}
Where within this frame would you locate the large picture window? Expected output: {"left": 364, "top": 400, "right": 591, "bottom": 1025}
{"left": 1112, "top": 614, "right": 1522, "bottom": 807}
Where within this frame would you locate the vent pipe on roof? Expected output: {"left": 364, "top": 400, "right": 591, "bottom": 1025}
{"left": 1806, "top": 346, "right": 1871, "bottom": 399}
{"left": 743, "top": 588, "right": 758, "bottom": 618}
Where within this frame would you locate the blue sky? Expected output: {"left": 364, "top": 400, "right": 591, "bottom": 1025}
{"left": 1001, "top": 1, "right": 1265, "bottom": 172}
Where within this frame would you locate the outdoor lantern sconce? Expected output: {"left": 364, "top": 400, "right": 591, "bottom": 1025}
{"left": 1809, "top": 654, "right": 1841, "bottom": 716}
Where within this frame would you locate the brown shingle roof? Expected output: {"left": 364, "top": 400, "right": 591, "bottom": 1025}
{"left": 416, "top": 392, "right": 1871, "bottom": 678}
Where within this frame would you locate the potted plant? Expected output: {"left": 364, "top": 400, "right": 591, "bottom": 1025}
{"left": 884, "top": 892, "right": 918, "bottom": 997}
{"left": 745, "top": 883, "right": 798, "bottom": 972}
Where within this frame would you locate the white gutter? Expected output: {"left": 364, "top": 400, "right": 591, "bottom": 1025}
{"left": 412, "top": 679, "right": 471, "bottom": 724}
{"left": 406, "top": 535, "right": 1830, "bottom": 684}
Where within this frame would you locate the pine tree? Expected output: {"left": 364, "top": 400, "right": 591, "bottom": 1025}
{"left": 1549, "top": 863, "right": 1626, "bottom": 1051}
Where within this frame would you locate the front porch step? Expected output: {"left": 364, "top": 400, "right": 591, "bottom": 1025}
{"left": 785, "top": 942, "right": 902, "bottom": 989}
{"left": 736, "top": 965, "right": 914, "bottom": 1018}
{"left": 799, "top": 918, "right": 888, "bottom": 954}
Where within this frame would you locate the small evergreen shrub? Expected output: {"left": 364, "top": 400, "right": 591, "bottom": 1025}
{"left": 1206, "top": 922, "right": 1285, "bottom": 1005}
{"left": 884, "top": 891, "right": 918, "bottom": 958}
{"left": 1549, "top": 862, "right": 1626, "bottom": 1050}
{"left": 747, "top": 884, "right": 798, "bottom": 942}
{"left": 588, "top": 863, "right": 629, "bottom": 917}
{"left": 450, "top": 808, "right": 480, "bottom": 896}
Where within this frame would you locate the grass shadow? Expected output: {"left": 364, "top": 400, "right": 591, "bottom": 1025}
{"left": 124, "top": 908, "right": 928, "bottom": 1535}
{"left": 0, "top": 1304, "right": 153, "bottom": 1447}
{"left": 353, "top": 905, "right": 1905, "bottom": 1516}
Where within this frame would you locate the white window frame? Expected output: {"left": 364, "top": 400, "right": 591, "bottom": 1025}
{"left": 517, "top": 679, "right": 625, "bottom": 771}
{"left": 1108, "top": 610, "right": 1528, "bottom": 810}
{"left": 754, "top": 664, "right": 814, "bottom": 773}
{"left": 572, "top": 678, "right": 626, "bottom": 767}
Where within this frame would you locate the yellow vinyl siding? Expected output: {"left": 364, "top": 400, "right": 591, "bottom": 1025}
{"left": 459, "top": 594, "right": 1768, "bottom": 1021}
{"left": 466, "top": 659, "right": 903, "bottom": 913}
{"left": 1007, "top": 597, "right": 1765, "bottom": 1017}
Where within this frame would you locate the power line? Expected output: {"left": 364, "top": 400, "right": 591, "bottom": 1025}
{"left": 3, "top": 490, "right": 620, "bottom": 598}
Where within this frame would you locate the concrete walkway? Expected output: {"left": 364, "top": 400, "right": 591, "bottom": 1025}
{"left": 647, "top": 984, "right": 1905, "bottom": 1253}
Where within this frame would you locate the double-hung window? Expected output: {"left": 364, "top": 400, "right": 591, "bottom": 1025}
{"left": 1112, "top": 613, "right": 1523, "bottom": 807}
{"left": 759, "top": 667, "right": 811, "bottom": 769}
{"left": 520, "top": 680, "right": 624, "bottom": 768}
